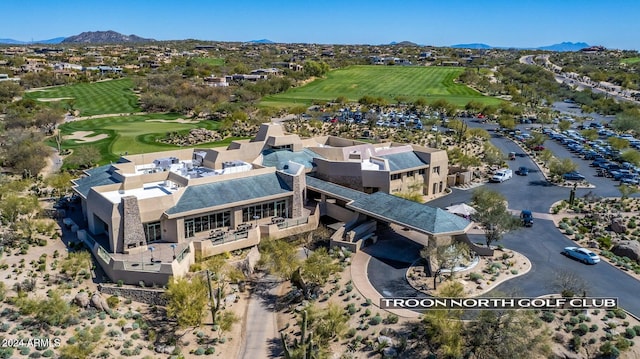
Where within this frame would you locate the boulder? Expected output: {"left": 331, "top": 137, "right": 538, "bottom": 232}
{"left": 610, "top": 218, "right": 626, "bottom": 234}
{"left": 611, "top": 241, "right": 640, "bottom": 262}
{"left": 74, "top": 292, "right": 90, "bottom": 308}
{"left": 122, "top": 323, "right": 134, "bottom": 333}
{"left": 90, "top": 293, "right": 110, "bottom": 312}
{"left": 224, "top": 294, "right": 237, "bottom": 306}
{"left": 377, "top": 335, "right": 394, "bottom": 347}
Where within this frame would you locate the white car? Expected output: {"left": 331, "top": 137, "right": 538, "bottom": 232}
{"left": 490, "top": 169, "right": 513, "bottom": 183}
{"left": 562, "top": 247, "right": 600, "bottom": 264}
{"left": 431, "top": 125, "right": 438, "bottom": 132}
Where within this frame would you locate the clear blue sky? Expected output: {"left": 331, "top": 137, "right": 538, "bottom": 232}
{"left": 2, "top": 0, "right": 639, "bottom": 50}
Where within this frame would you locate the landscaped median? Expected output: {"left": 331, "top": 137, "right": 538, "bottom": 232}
{"left": 550, "top": 197, "right": 640, "bottom": 279}
{"left": 406, "top": 248, "right": 532, "bottom": 297}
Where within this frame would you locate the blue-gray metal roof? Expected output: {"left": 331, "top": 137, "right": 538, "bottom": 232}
{"left": 347, "top": 192, "right": 470, "bottom": 235}
{"left": 166, "top": 173, "right": 292, "bottom": 215}
{"left": 379, "top": 152, "right": 427, "bottom": 172}
{"left": 305, "top": 175, "right": 369, "bottom": 202}
{"left": 261, "top": 148, "right": 322, "bottom": 170}
{"left": 72, "top": 165, "right": 120, "bottom": 198}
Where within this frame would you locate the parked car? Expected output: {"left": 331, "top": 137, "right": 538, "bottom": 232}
{"left": 431, "top": 125, "right": 438, "bottom": 132}
{"left": 562, "top": 247, "right": 600, "bottom": 264}
{"left": 520, "top": 210, "right": 533, "bottom": 227}
{"left": 563, "top": 172, "right": 586, "bottom": 181}
{"left": 532, "top": 145, "right": 545, "bottom": 151}
{"left": 516, "top": 166, "right": 529, "bottom": 176}
{"left": 508, "top": 152, "right": 516, "bottom": 160}
{"left": 491, "top": 169, "right": 513, "bottom": 183}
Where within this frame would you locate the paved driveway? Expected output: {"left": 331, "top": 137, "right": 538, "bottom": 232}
{"left": 366, "top": 126, "right": 640, "bottom": 316}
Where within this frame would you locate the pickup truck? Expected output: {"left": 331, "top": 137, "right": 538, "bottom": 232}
{"left": 491, "top": 169, "right": 513, "bottom": 183}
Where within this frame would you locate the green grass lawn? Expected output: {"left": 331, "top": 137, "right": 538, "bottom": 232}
{"left": 54, "top": 114, "right": 239, "bottom": 164}
{"left": 621, "top": 57, "right": 640, "bottom": 65}
{"left": 24, "top": 78, "right": 140, "bottom": 116}
{"left": 261, "top": 65, "right": 502, "bottom": 108}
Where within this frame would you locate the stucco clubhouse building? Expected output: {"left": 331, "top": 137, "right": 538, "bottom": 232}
{"left": 72, "top": 123, "right": 471, "bottom": 285}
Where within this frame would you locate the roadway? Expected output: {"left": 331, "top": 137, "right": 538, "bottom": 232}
{"left": 366, "top": 122, "right": 640, "bottom": 317}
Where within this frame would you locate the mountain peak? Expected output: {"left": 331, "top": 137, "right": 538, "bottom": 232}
{"left": 62, "top": 30, "right": 155, "bottom": 44}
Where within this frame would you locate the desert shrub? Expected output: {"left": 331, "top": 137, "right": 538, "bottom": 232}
{"left": 569, "top": 336, "right": 581, "bottom": 351}
{"left": 205, "top": 347, "right": 215, "bottom": 354}
{"left": 106, "top": 296, "right": 120, "bottom": 309}
{"left": 625, "top": 328, "right": 636, "bottom": 339}
{"left": 574, "top": 323, "right": 589, "bottom": 336}
{"left": 541, "top": 311, "right": 555, "bottom": 323}
{"left": 370, "top": 314, "right": 382, "bottom": 325}
{"left": 565, "top": 229, "right": 574, "bottom": 235}
{"left": 42, "top": 350, "right": 54, "bottom": 357}
{"left": 590, "top": 324, "right": 599, "bottom": 332}
{"left": 346, "top": 328, "right": 357, "bottom": 338}
{"left": 194, "top": 348, "right": 205, "bottom": 355}
{"left": 569, "top": 316, "right": 580, "bottom": 325}
{"left": 385, "top": 314, "right": 399, "bottom": 324}
{"left": 469, "top": 272, "right": 483, "bottom": 281}
{"left": 614, "top": 308, "right": 627, "bottom": 319}
{"left": 597, "top": 236, "right": 612, "bottom": 249}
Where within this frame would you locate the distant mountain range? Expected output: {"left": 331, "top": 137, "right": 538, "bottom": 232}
{"left": 0, "top": 37, "right": 66, "bottom": 45}
{"left": 62, "top": 31, "right": 155, "bottom": 44}
{"left": 0, "top": 31, "right": 591, "bottom": 52}
{"left": 450, "top": 41, "right": 591, "bottom": 52}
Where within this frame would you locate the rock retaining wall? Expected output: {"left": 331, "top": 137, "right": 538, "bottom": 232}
{"left": 98, "top": 284, "right": 168, "bottom": 306}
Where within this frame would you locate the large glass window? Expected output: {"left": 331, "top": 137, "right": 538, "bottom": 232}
{"left": 184, "top": 211, "right": 231, "bottom": 238}
{"left": 143, "top": 221, "right": 162, "bottom": 243}
{"left": 242, "top": 200, "right": 288, "bottom": 222}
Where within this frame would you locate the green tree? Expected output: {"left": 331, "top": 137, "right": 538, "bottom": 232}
{"left": 549, "top": 158, "right": 578, "bottom": 179}
{"left": 0, "top": 81, "right": 22, "bottom": 103}
{"left": 165, "top": 275, "right": 209, "bottom": 329}
{"left": 619, "top": 184, "right": 639, "bottom": 202}
{"left": 65, "top": 145, "right": 101, "bottom": 169}
{"left": 0, "top": 193, "right": 39, "bottom": 224}
{"left": 608, "top": 137, "right": 630, "bottom": 151}
{"left": 257, "top": 238, "right": 300, "bottom": 280}
{"left": 15, "top": 290, "right": 77, "bottom": 328}
{"left": 612, "top": 108, "right": 640, "bottom": 132}
{"left": 465, "top": 310, "right": 550, "bottom": 359}
{"left": 422, "top": 281, "right": 465, "bottom": 358}
{"left": 525, "top": 133, "right": 546, "bottom": 148}
{"left": 301, "top": 247, "right": 341, "bottom": 289}
{"left": 59, "top": 251, "right": 92, "bottom": 282}
{"left": 558, "top": 120, "right": 572, "bottom": 132}
{"left": 580, "top": 128, "right": 599, "bottom": 141}
{"left": 58, "top": 324, "right": 105, "bottom": 359}
{"left": 471, "top": 188, "right": 520, "bottom": 247}
{"left": 482, "top": 142, "right": 505, "bottom": 166}
{"left": 202, "top": 255, "right": 245, "bottom": 325}
{"left": 216, "top": 310, "right": 239, "bottom": 339}
{"left": 620, "top": 149, "right": 640, "bottom": 166}
{"left": 497, "top": 116, "right": 515, "bottom": 130}
{"left": 538, "top": 149, "right": 554, "bottom": 167}
{"left": 46, "top": 172, "right": 74, "bottom": 198}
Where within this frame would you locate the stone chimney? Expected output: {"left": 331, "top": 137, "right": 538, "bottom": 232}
{"left": 121, "top": 196, "right": 146, "bottom": 249}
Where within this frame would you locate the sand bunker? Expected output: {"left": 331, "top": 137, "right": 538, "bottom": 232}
{"left": 146, "top": 118, "right": 199, "bottom": 124}
{"left": 64, "top": 131, "right": 109, "bottom": 143}
{"left": 36, "top": 97, "right": 74, "bottom": 102}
